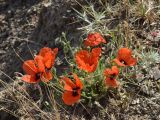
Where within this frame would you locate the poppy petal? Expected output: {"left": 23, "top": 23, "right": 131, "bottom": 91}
{"left": 111, "top": 66, "right": 119, "bottom": 75}
{"left": 75, "top": 50, "right": 89, "bottom": 70}
{"left": 23, "top": 60, "right": 38, "bottom": 75}
{"left": 39, "top": 47, "right": 52, "bottom": 57}
{"left": 113, "top": 58, "right": 125, "bottom": 67}
{"left": 62, "top": 91, "right": 81, "bottom": 105}
{"left": 34, "top": 55, "right": 45, "bottom": 72}
{"left": 73, "top": 74, "right": 83, "bottom": 90}
{"left": 105, "top": 78, "right": 119, "bottom": 88}
{"left": 62, "top": 77, "right": 76, "bottom": 91}
{"left": 126, "top": 57, "right": 137, "bottom": 66}
{"left": 39, "top": 47, "right": 58, "bottom": 69}
{"left": 43, "top": 52, "right": 54, "bottom": 69}
{"left": 84, "top": 40, "right": 91, "bottom": 46}
{"left": 21, "top": 75, "right": 39, "bottom": 83}
{"left": 76, "top": 50, "right": 88, "bottom": 59}
{"left": 87, "top": 63, "right": 98, "bottom": 72}
{"left": 104, "top": 66, "right": 119, "bottom": 77}
{"left": 50, "top": 48, "right": 58, "bottom": 67}
{"left": 104, "top": 68, "right": 112, "bottom": 76}
{"left": 118, "top": 48, "right": 132, "bottom": 60}
{"left": 41, "top": 71, "right": 53, "bottom": 82}
{"left": 91, "top": 47, "right": 101, "bottom": 58}
{"left": 53, "top": 48, "right": 58, "bottom": 55}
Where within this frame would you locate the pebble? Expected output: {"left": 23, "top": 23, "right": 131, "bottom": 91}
{"left": 0, "top": 50, "right": 6, "bottom": 54}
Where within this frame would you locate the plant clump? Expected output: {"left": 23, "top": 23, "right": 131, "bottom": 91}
{"left": 21, "top": 32, "right": 137, "bottom": 106}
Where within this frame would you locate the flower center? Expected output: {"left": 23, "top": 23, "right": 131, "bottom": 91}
{"left": 110, "top": 73, "right": 116, "bottom": 80}
{"left": 45, "top": 67, "right": 51, "bottom": 73}
{"left": 35, "top": 73, "right": 41, "bottom": 80}
{"left": 72, "top": 87, "right": 80, "bottom": 97}
{"left": 120, "top": 60, "right": 127, "bottom": 65}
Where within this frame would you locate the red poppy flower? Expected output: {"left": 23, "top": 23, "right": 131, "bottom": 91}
{"left": 84, "top": 32, "right": 106, "bottom": 47}
{"left": 104, "top": 66, "right": 119, "bottom": 88}
{"left": 38, "top": 47, "right": 58, "bottom": 82}
{"left": 113, "top": 48, "right": 137, "bottom": 66}
{"left": 22, "top": 47, "right": 58, "bottom": 83}
{"left": 75, "top": 48, "right": 101, "bottom": 72}
{"left": 62, "top": 74, "right": 83, "bottom": 105}
{"left": 39, "top": 47, "right": 58, "bottom": 69}
{"left": 104, "top": 66, "right": 119, "bottom": 77}
{"left": 22, "top": 55, "right": 45, "bottom": 83}
{"left": 105, "top": 78, "right": 119, "bottom": 88}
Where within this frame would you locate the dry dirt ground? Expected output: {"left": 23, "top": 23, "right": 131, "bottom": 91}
{"left": 0, "top": 0, "right": 80, "bottom": 82}
{"left": 0, "top": 0, "right": 160, "bottom": 120}
{"left": 0, "top": 0, "right": 81, "bottom": 119}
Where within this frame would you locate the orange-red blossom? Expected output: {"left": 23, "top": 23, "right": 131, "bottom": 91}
{"left": 21, "top": 47, "right": 58, "bottom": 83}
{"left": 113, "top": 48, "right": 137, "bottom": 66}
{"left": 62, "top": 74, "right": 83, "bottom": 105}
{"left": 104, "top": 66, "right": 119, "bottom": 88}
{"left": 84, "top": 32, "right": 106, "bottom": 47}
{"left": 75, "top": 48, "right": 101, "bottom": 72}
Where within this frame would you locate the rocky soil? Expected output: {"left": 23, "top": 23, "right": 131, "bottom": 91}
{"left": 0, "top": 0, "right": 81, "bottom": 119}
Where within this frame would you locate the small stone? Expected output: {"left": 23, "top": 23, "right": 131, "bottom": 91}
{"left": 0, "top": 50, "right": 6, "bottom": 54}
{"left": 132, "top": 99, "right": 140, "bottom": 105}
{"left": 0, "top": 14, "right": 5, "bottom": 21}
